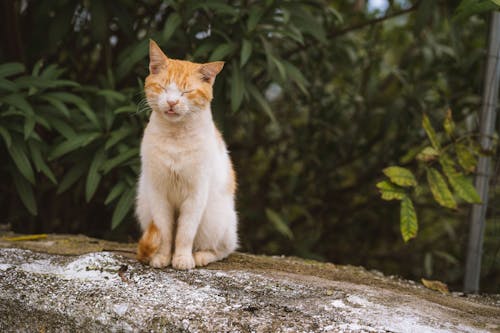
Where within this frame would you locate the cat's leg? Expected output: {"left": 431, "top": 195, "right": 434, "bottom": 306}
{"left": 148, "top": 186, "right": 175, "bottom": 268}
{"left": 172, "top": 185, "right": 208, "bottom": 270}
{"left": 193, "top": 197, "right": 238, "bottom": 267}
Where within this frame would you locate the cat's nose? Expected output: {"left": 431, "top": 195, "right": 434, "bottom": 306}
{"left": 167, "top": 99, "right": 179, "bottom": 107}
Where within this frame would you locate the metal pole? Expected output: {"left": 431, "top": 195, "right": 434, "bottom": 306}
{"left": 464, "top": 11, "right": 500, "bottom": 294}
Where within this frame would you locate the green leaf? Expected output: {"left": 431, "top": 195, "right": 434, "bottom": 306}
{"left": 97, "top": 90, "right": 126, "bottom": 102}
{"left": 230, "top": 61, "right": 244, "bottom": 112}
{"left": 162, "top": 12, "right": 182, "bottom": 42}
{"left": 283, "top": 61, "right": 309, "bottom": 95}
{"left": 247, "top": 7, "right": 264, "bottom": 32}
{"left": 114, "top": 105, "right": 137, "bottom": 114}
{"left": 116, "top": 39, "right": 149, "bottom": 81}
{"left": 247, "top": 84, "right": 276, "bottom": 123}
{"left": 105, "top": 181, "right": 126, "bottom": 205}
{"left": 57, "top": 163, "right": 87, "bottom": 194}
{"left": 8, "top": 140, "right": 35, "bottom": 184}
{"left": 101, "top": 148, "right": 139, "bottom": 174}
{"left": 416, "top": 146, "right": 439, "bottom": 162}
{"left": 23, "top": 116, "right": 36, "bottom": 140}
{"left": 1, "top": 93, "right": 34, "bottom": 115}
{"left": 44, "top": 92, "right": 99, "bottom": 127}
{"left": 456, "top": 143, "right": 477, "bottom": 173}
{"left": 47, "top": 117, "right": 76, "bottom": 139}
{"left": 0, "top": 78, "right": 19, "bottom": 92}
{"left": 383, "top": 166, "right": 417, "bottom": 187}
{"left": 422, "top": 114, "right": 440, "bottom": 150}
{"left": 240, "top": 39, "right": 252, "bottom": 67}
{"left": 85, "top": 148, "right": 107, "bottom": 202}
{"left": 400, "top": 196, "right": 418, "bottom": 242}
{"left": 111, "top": 188, "right": 136, "bottom": 229}
{"left": 376, "top": 181, "right": 406, "bottom": 200}
{"left": 39, "top": 95, "right": 70, "bottom": 117}
{"left": 49, "top": 132, "right": 101, "bottom": 160}
{"left": 104, "top": 127, "right": 132, "bottom": 150}
{"left": 443, "top": 109, "right": 455, "bottom": 137}
{"left": 28, "top": 141, "right": 57, "bottom": 184}
{"left": 0, "top": 125, "right": 12, "bottom": 148}
{"left": 209, "top": 43, "right": 237, "bottom": 62}
{"left": 265, "top": 208, "right": 294, "bottom": 239}
{"left": 0, "top": 63, "right": 25, "bottom": 78}
{"left": 12, "top": 169, "right": 37, "bottom": 215}
{"left": 453, "top": 0, "right": 498, "bottom": 21}
{"left": 426, "top": 167, "right": 457, "bottom": 209}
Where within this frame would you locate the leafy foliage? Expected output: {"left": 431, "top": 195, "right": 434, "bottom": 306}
{"left": 378, "top": 111, "right": 484, "bottom": 241}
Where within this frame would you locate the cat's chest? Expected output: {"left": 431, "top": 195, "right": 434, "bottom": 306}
{"left": 142, "top": 134, "right": 207, "bottom": 176}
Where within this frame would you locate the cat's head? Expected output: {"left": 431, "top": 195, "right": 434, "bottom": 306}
{"left": 144, "top": 40, "right": 224, "bottom": 122}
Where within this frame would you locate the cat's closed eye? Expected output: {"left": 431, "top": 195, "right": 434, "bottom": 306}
{"left": 181, "top": 89, "right": 194, "bottom": 96}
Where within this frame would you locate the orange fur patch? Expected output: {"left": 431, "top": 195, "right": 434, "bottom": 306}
{"left": 137, "top": 222, "right": 161, "bottom": 263}
{"left": 228, "top": 161, "right": 237, "bottom": 195}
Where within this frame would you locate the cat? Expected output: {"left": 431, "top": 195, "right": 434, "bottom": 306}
{"left": 135, "top": 40, "right": 238, "bottom": 270}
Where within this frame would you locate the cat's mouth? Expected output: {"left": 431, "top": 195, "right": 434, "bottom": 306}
{"left": 164, "top": 108, "right": 179, "bottom": 116}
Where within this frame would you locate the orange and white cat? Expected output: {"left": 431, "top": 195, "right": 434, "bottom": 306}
{"left": 135, "top": 40, "right": 238, "bottom": 270}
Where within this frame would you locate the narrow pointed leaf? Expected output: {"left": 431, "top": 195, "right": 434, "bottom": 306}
{"left": 422, "top": 114, "right": 440, "bottom": 150}
{"left": 111, "top": 188, "right": 136, "bottom": 229}
{"left": 240, "top": 39, "right": 252, "bottom": 67}
{"left": 86, "top": 148, "right": 106, "bottom": 202}
{"left": 266, "top": 208, "right": 294, "bottom": 239}
{"left": 230, "top": 61, "right": 244, "bottom": 112}
{"left": 8, "top": 141, "right": 35, "bottom": 184}
{"left": 105, "top": 182, "right": 126, "bottom": 205}
{"left": 12, "top": 169, "right": 37, "bottom": 215}
{"left": 162, "top": 12, "right": 182, "bottom": 42}
{"left": 443, "top": 109, "right": 455, "bottom": 137}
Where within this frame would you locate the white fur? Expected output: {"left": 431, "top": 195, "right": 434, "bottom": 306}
{"left": 136, "top": 84, "right": 238, "bottom": 270}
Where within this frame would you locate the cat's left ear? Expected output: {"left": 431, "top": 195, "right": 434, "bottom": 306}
{"left": 199, "top": 61, "right": 224, "bottom": 84}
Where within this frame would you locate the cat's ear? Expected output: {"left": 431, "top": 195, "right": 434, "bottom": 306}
{"left": 199, "top": 61, "right": 224, "bottom": 84}
{"left": 149, "top": 40, "right": 168, "bottom": 74}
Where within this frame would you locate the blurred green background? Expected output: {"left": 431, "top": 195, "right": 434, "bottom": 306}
{"left": 1, "top": 0, "right": 499, "bottom": 292}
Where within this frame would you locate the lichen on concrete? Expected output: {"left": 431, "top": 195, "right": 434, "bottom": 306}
{"left": 0, "top": 234, "right": 499, "bottom": 332}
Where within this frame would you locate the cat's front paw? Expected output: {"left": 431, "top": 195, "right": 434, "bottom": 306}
{"left": 172, "top": 254, "right": 195, "bottom": 270}
{"left": 150, "top": 253, "right": 171, "bottom": 268}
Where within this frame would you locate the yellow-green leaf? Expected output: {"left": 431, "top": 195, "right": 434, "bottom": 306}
{"left": 376, "top": 181, "right": 406, "bottom": 200}
{"left": 422, "top": 114, "right": 440, "bottom": 150}
{"left": 426, "top": 167, "right": 457, "bottom": 209}
{"left": 266, "top": 208, "right": 293, "bottom": 239}
{"left": 443, "top": 109, "right": 455, "bottom": 137}
{"left": 416, "top": 146, "right": 439, "bottom": 162}
{"left": 440, "top": 156, "right": 481, "bottom": 204}
{"left": 400, "top": 196, "right": 418, "bottom": 242}
{"left": 383, "top": 166, "right": 417, "bottom": 187}
{"left": 456, "top": 143, "right": 477, "bottom": 173}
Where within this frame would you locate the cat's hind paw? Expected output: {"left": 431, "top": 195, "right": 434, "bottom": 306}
{"left": 172, "top": 254, "right": 195, "bottom": 270}
{"left": 150, "top": 253, "right": 171, "bottom": 268}
{"left": 194, "top": 251, "right": 218, "bottom": 267}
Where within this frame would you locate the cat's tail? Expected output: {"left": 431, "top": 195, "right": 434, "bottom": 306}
{"left": 137, "top": 222, "right": 161, "bottom": 263}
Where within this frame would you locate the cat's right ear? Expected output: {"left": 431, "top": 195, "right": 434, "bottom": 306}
{"left": 149, "top": 40, "right": 168, "bottom": 74}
